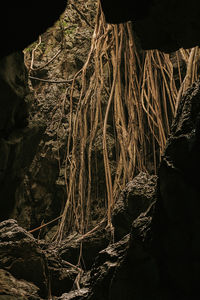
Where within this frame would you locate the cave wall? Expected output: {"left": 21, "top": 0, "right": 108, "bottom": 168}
{"left": 0, "top": 52, "right": 45, "bottom": 220}
{"left": 1, "top": 1, "right": 200, "bottom": 298}
{"left": 0, "top": 2, "right": 68, "bottom": 220}
{"left": 153, "top": 82, "right": 200, "bottom": 298}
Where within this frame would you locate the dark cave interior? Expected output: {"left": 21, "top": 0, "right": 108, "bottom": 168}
{"left": 1, "top": 1, "right": 200, "bottom": 299}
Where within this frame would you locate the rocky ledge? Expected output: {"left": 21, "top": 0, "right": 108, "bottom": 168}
{"left": 0, "top": 172, "right": 157, "bottom": 300}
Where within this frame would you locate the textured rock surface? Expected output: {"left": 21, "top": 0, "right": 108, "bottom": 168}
{"left": 58, "top": 225, "right": 110, "bottom": 271}
{"left": 153, "top": 80, "right": 200, "bottom": 299}
{"left": 79, "top": 82, "right": 200, "bottom": 299}
{"left": 0, "top": 53, "right": 45, "bottom": 220}
{"left": 0, "top": 218, "right": 112, "bottom": 299}
{"left": 1, "top": 2, "right": 200, "bottom": 300}
{"left": 87, "top": 234, "right": 130, "bottom": 300}
{"left": 57, "top": 288, "right": 89, "bottom": 300}
{"left": 0, "top": 269, "right": 40, "bottom": 300}
{"left": 0, "top": 220, "right": 49, "bottom": 298}
{"left": 85, "top": 198, "right": 158, "bottom": 300}
{"left": 45, "top": 245, "right": 79, "bottom": 297}
{"left": 109, "top": 203, "right": 158, "bottom": 300}
{"left": 112, "top": 172, "right": 157, "bottom": 241}
{"left": 14, "top": 0, "right": 100, "bottom": 235}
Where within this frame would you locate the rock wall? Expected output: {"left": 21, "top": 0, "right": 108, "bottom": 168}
{"left": 153, "top": 81, "right": 200, "bottom": 299}
{"left": 0, "top": 52, "right": 45, "bottom": 220}
{"left": 1, "top": 1, "right": 200, "bottom": 299}
{"left": 0, "top": 2, "right": 68, "bottom": 220}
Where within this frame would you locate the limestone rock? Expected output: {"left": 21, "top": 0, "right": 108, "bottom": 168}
{"left": 109, "top": 202, "right": 159, "bottom": 300}
{"left": 0, "top": 220, "right": 49, "bottom": 298}
{"left": 0, "top": 52, "right": 45, "bottom": 220}
{"left": 153, "top": 80, "right": 200, "bottom": 299}
{"left": 112, "top": 172, "right": 157, "bottom": 241}
{"left": 57, "top": 288, "right": 89, "bottom": 300}
{"left": 0, "top": 269, "right": 40, "bottom": 300}
{"left": 58, "top": 226, "right": 110, "bottom": 271}
{"left": 87, "top": 234, "right": 130, "bottom": 300}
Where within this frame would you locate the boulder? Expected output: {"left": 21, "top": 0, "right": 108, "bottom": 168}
{"left": 112, "top": 172, "right": 157, "bottom": 241}
{"left": 109, "top": 202, "right": 159, "bottom": 300}
{"left": 87, "top": 234, "right": 130, "bottom": 300}
{"left": 0, "top": 269, "right": 40, "bottom": 300}
{"left": 0, "top": 220, "right": 49, "bottom": 298}
{"left": 86, "top": 198, "right": 158, "bottom": 300}
{"left": 58, "top": 225, "right": 110, "bottom": 271}
{"left": 57, "top": 288, "right": 89, "bottom": 300}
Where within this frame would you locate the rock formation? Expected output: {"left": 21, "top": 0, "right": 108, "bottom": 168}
{"left": 0, "top": 52, "right": 45, "bottom": 220}
{"left": 0, "top": 172, "right": 157, "bottom": 299}
{"left": 153, "top": 81, "right": 200, "bottom": 299}
{"left": 1, "top": 1, "right": 200, "bottom": 299}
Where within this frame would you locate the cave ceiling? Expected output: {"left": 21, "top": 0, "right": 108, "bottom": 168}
{"left": 1, "top": 1, "right": 200, "bottom": 57}
{"left": 101, "top": 0, "right": 200, "bottom": 52}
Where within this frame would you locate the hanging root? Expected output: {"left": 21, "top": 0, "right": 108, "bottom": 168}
{"left": 55, "top": 1, "right": 200, "bottom": 242}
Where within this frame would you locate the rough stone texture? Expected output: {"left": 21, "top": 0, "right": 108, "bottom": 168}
{"left": 87, "top": 234, "right": 130, "bottom": 300}
{"left": 101, "top": 0, "right": 200, "bottom": 52}
{"left": 0, "top": 269, "right": 40, "bottom": 300}
{"left": 85, "top": 198, "right": 158, "bottom": 300}
{"left": 112, "top": 172, "right": 157, "bottom": 241}
{"left": 0, "top": 179, "right": 158, "bottom": 300}
{"left": 0, "top": 219, "right": 112, "bottom": 299}
{"left": 0, "top": 219, "right": 78, "bottom": 298}
{"left": 45, "top": 244, "right": 79, "bottom": 297}
{"left": 0, "top": 53, "right": 45, "bottom": 220}
{"left": 0, "top": 3, "right": 68, "bottom": 222}
{"left": 153, "top": 80, "right": 200, "bottom": 299}
{"left": 58, "top": 225, "right": 110, "bottom": 271}
{"left": 70, "top": 79, "right": 200, "bottom": 300}
{"left": 1, "top": 2, "right": 200, "bottom": 300}
{"left": 57, "top": 288, "right": 89, "bottom": 300}
{"left": 109, "top": 203, "right": 158, "bottom": 300}
{"left": 0, "top": 220, "right": 49, "bottom": 298}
